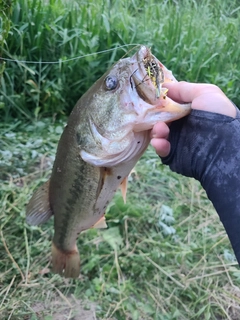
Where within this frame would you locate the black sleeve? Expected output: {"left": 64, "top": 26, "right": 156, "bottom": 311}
{"left": 161, "top": 108, "right": 240, "bottom": 264}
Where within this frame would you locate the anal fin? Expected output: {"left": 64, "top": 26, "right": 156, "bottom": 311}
{"left": 26, "top": 180, "right": 53, "bottom": 225}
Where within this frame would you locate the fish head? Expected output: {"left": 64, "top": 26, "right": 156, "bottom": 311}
{"left": 75, "top": 46, "right": 191, "bottom": 166}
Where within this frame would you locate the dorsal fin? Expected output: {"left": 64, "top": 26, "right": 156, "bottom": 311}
{"left": 26, "top": 180, "right": 53, "bottom": 225}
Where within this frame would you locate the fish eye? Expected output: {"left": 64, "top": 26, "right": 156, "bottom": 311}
{"left": 104, "top": 75, "right": 118, "bottom": 90}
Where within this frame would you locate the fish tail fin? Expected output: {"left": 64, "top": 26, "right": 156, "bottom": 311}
{"left": 51, "top": 242, "right": 80, "bottom": 278}
{"left": 26, "top": 180, "right": 53, "bottom": 225}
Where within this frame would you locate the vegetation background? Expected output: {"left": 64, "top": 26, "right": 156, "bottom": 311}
{"left": 1, "top": 0, "right": 240, "bottom": 319}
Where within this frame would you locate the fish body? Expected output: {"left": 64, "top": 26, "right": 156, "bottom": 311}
{"left": 26, "top": 46, "right": 191, "bottom": 278}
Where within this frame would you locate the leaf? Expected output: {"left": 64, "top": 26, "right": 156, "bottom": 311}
{"left": 55, "top": 125, "right": 63, "bottom": 134}
{"left": 102, "top": 227, "right": 123, "bottom": 250}
{"left": 159, "top": 222, "right": 176, "bottom": 236}
{"left": 158, "top": 205, "right": 175, "bottom": 234}
{"left": 101, "top": 14, "right": 110, "bottom": 33}
{"left": 160, "top": 204, "right": 173, "bottom": 218}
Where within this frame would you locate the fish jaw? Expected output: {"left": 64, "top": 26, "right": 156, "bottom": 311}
{"left": 129, "top": 46, "right": 191, "bottom": 129}
{"left": 132, "top": 97, "right": 191, "bottom": 132}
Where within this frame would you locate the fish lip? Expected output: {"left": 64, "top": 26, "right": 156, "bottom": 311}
{"left": 131, "top": 46, "right": 163, "bottom": 104}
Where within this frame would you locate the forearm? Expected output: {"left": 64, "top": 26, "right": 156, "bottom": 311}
{"left": 161, "top": 109, "right": 240, "bottom": 264}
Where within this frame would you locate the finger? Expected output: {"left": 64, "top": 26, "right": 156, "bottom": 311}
{"left": 163, "top": 81, "right": 216, "bottom": 103}
{"left": 150, "top": 122, "right": 170, "bottom": 139}
{"left": 163, "top": 82, "right": 236, "bottom": 117}
{"left": 151, "top": 138, "right": 171, "bottom": 157}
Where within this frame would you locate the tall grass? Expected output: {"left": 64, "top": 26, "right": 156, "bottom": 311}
{"left": 0, "top": 0, "right": 13, "bottom": 77}
{"left": 1, "top": 0, "right": 240, "bottom": 120}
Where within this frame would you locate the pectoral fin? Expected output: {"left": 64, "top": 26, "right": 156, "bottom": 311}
{"left": 26, "top": 180, "right": 53, "bottom": 225}
{"left": 93, "top": 216, "right": 107, "bottom": 229}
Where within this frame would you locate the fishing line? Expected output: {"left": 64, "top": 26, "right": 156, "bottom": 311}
{"left": 0, "top": 43, "right": 142, "bottom": 65}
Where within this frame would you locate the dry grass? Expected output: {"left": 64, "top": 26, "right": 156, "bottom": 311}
{"left": 1, "top": 120, "right": 240, "bottom": 319}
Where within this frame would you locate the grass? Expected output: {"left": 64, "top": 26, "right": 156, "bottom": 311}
{"left": 1, "top": 0, "right": 240, "bottom": 120}
{"left": 1, "top": 0, "right": 240, "bottom": 319}
{"left": 1, "top": 119, "right": 240, "bottom": 319}
{"left": 0, "top": 0, "right": 12, "bottom": 77}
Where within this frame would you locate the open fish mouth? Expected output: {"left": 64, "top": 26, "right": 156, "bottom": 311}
{"left": 142, "top": 50, "right": 164, "bottom": 98}
{"left": 129, "top": 46, "right": 191, "bottom": 127}
{"left": 131, "top": 46, "right": 167, "bottom": 104}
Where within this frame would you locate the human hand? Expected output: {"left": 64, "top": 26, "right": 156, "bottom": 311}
{"left": 150, "top": 81, "right": 240, "bottom": 266}
{"left": 150, "top": 82, "right": 236, "bottom": 157}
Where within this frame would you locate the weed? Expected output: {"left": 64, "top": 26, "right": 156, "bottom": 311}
{"left": 1, "top": 120, "right": 240, "bottom": 319}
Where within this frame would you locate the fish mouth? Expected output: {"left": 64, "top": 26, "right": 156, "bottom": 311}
{"left": 130, "top": 46, "right": 191, "bottom": 124}
{"left": 131, "top": 46, "right": 165, "bottom": 105}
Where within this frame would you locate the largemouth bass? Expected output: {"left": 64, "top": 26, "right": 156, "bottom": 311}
{"left": 26, "top": 46, "right": 191, "bottom": 278}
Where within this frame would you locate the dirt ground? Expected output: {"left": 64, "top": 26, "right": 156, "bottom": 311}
{"left": 32, "top": 297, "right": 98, "bottom": 320}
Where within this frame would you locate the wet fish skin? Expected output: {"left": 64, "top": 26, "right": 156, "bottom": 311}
{"left": 26, "top": 46, "right": 191, "bottom": 278}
